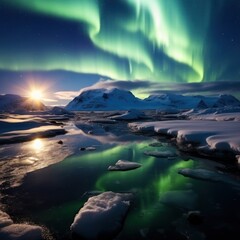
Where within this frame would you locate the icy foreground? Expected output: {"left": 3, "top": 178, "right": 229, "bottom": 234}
{"left": 70, "top": 191, "right": 132, "bottom": 239}
{"left": 0, "top": 210, "right": 43, "bottom": 240}
{"left": 129, "top": 120, "right": 240, "bottom": 160}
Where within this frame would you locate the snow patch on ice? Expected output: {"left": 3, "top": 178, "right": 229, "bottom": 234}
{"left": 0, "top": 210, "right": 43, "bottom": 240}
{"left": 70, "top": 191, "right": 132, "bottom": 239}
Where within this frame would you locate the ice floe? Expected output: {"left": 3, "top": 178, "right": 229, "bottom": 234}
{"left": 108, "top": 160, "right": 142, "bottom": 171}
{"left": 70, "top": 191, "right": 132, "bottom": 239}
{"left": 178, "top": 168, "right": 240, "bottom": 187}
{"left": 0, "top": 210, "right": 43, "bottom": 240}
{"left": 144, "top": 150, "right": 177, "bottom": 158}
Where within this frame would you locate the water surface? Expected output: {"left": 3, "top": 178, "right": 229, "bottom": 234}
{"left": 1, "top": 115, "right": 240, "bottom": 240}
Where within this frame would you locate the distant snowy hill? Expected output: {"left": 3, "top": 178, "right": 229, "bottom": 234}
{"left": 65, "top": 88, "right": 240, "bottom": 111}
{"left": 65, "top": 88, "right": 143, "bottom": 111}
{"left": 0, "top": 94, "right": 46, "bottom": 113}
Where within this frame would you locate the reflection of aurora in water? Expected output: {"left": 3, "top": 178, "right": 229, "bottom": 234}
{"left": 95, "top": 147, "right": 194, "bottom": 231}
{"left": 1, "top": 0, "right": 240, "bottom": 82}
{"left": 4, "top": 132, "right": 240, "bottom": 239}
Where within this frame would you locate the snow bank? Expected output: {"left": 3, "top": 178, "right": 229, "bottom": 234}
{"left": 0, "top": 210, "right": 43, "bottom": 240}
{"left": 129, "top": 120, "right": 240, "bottom": 160}
{"left": 108, "top": 160, "right": 141, "bottom": 171}
{"left": 70, "top": 191, "right": 132, "bottom": 239}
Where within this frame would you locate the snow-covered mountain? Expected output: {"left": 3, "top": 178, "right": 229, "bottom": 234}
{"left": 145, "top": 93, "right": 240, "bottom": 109}
{"left": 65, "top": 88, "right": 143, "bottom": 111}
{"left": 0, "top": 94, "right": 46, "bottom": 113}
{"left": 65, "top": 88, "right": 240, "bottom": 111}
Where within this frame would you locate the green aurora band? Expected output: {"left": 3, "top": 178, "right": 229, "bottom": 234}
{"left": 1, "top": 0, "right": 237, "bottom": 83}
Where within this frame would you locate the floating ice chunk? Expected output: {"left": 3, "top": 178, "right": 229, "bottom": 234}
{"left": 0, "top": 211, "right": 13, "bottom": 228}
{"left": 160, "top": 190, "right": 197, "bottom": 210}
{"left": 178, "top": 168, "right": 223, "bottom": 182}
{"left": 0, "top": 210, "right": 44, "bottom": 240}
{"left": 85, "top": 147, "right": 96, "bottom": 151}
{"left": 144, "top": 150, "right": 177, "bottom": 158}
{"left": 0, "top": 224, "right": 43, "bottom": 240}
{"left": 108, "top": 160, "right": 142, "bottom": 171}
{"left": 178, "top": 168, "right": 240, "bottom": 187}
{"left": 70, "top": 191, "right": 132, "bottom": 239}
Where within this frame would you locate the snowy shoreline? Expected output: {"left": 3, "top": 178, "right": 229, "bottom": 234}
{"left": 129, "top": 120, "right": 240, "bottom": 162}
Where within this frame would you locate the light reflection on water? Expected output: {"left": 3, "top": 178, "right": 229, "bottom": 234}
{"left": 0, "top": 137, "right": 71, "bottom": 188}
{"left": 31, "top": 138, "right": 44, "bottom": 153}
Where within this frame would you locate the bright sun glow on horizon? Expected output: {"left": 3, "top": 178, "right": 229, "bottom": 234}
{"left": 29, "top": 89, "right": 43, "bottom": 101}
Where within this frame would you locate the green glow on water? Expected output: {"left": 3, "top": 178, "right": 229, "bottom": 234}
{"left": 156, "top": 160, "right": 194, "bottom": 196}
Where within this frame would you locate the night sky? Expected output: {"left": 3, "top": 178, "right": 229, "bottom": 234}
{"left": 1, "top": 0, "right": 240, "bottom": 105}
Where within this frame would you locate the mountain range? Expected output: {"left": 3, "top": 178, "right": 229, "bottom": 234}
{"left": 1, "top": 88, "right": 240, "bottom": 113}
{"left": 65, "top": 88, "right": 240, "bottom": 111}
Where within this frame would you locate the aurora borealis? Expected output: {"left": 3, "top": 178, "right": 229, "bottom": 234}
{"left": 1, "top": 0, "right": 240, "bottom": 103}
